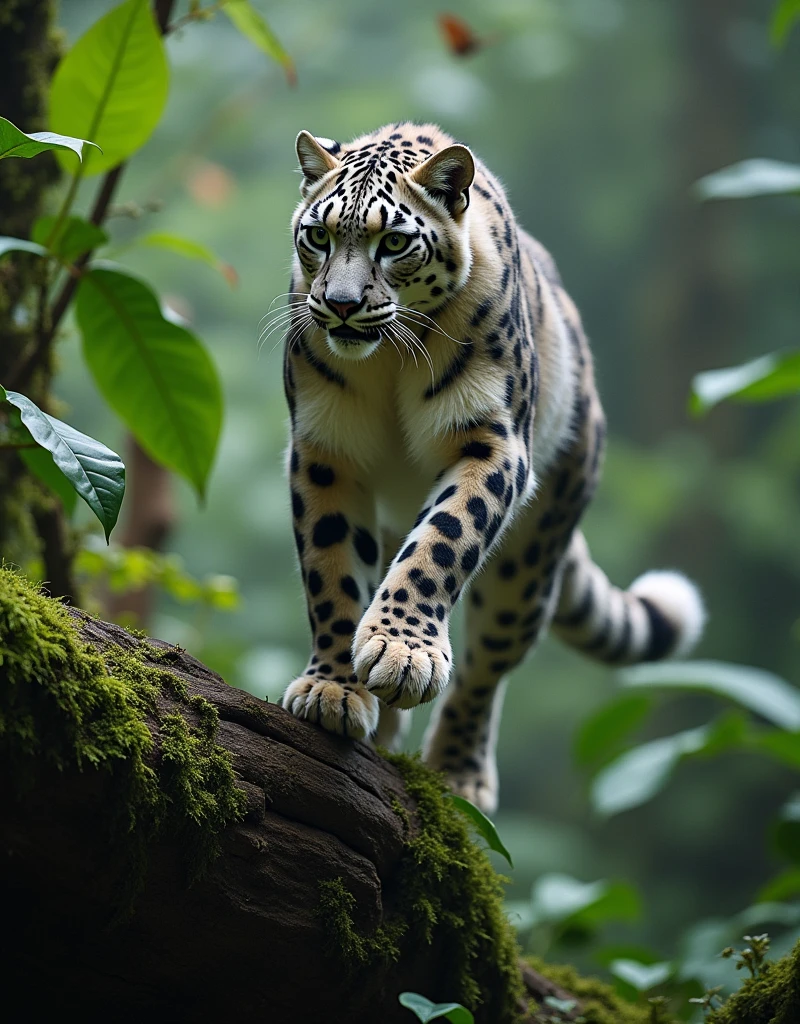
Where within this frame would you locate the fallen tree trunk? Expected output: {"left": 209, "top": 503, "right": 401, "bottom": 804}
{"left": 0, "top": 568, "right": 589, "bottom": 1024}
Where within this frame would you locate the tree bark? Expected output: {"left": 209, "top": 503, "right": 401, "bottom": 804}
{"left": 0, "top": 610, "right": 578, "bottom": 1024}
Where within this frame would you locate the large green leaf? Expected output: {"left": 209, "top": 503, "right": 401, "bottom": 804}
{"left": 691, "top": 351, "right": 800, "bottom": 414}
{"left": 398, "top": 993, "right": 474, "bottom": 1024}
{"left": 49, "top": 0, "right": 169, "bottom": 175}
{"left": 1, "top": 386, "right": 124, "bottom": 539}
{"left": 75, "top": 267, "right": 222, "bottom": 498}
{"left": 448, "top": 794, "right": 513, "bottom": 867}
{"left": 0, "top": 116, "right": 99, "bottom": 162}
{"left": 591, "top": 714, "right": 746, "bottom": 817}
{"left": 574, "top": 694, "right": 652, "bottom": 770}
{"left": 528, "top": 873, "right": 640, "bottom": 930}
{"left": 771, "top": 0, "right": 800, "bottom": 45}
{"left": 695, "top": 159, "right": 800, "bottom": 201}
{"left": 620, "top": 660, "right": 800, "bottom": 730}
{"left": 32, "top": 215, "right": 108, "bottom": 262}
{"left": 591, "top": 726, "right": 710, "bottom": 817}
{"left": 222, "top": 0, "right": 296, "bottom": 84}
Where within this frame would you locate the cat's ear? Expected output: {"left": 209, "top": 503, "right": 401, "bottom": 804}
{"left": 407, "top": 144, "right": 474, "bottom": 217}
{"left": 295, "top": 131, "right": 340, "bottom": 195}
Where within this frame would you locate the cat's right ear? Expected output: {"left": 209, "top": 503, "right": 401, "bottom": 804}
{"left": 296, "top": 131, "right": 340, "bottom": 195}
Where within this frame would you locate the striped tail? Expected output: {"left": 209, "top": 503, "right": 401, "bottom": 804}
{"left": 551, "top": 531, "right": 706, "bottom": 665}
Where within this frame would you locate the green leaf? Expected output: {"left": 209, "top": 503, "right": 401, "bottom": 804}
{"left": 694, "top": 159, "right": 800, "bottom": 201}
{"left": 750, "top": 730, "right": 800, "bottom": 769}
{"left": 590, "top": 714, "right": 746, "bottom": 817}
{"left": 771, "top": 0, "right": 800, "bottom": 45}
{"left": 591, "top": 725, "right": 712, "bottom": 817}
{"left": 619, "top": 660, "right": 800, "bottom": 730}
{"left": 529, "top": 874, "right": 640, "bottom": 930}
{"left": 609, "top": 959, "right": 672, "bottom": 992}
{"left": 0, "top": 115, "right": 99, "bottom": 162}
{"left": 2, "top": 387, "right": 124, "bottom": 540}
{"left": 758, "top": 868, "right": 800, "bottom": 903}
{"left": 137, "top": 232, "right": 237, "bottom": 287}
{"left": 448, "top": 794, "right": 513, "bottom": 867}
{"left": 0, "top": 237, "right": 51, "bottom": 260}
{"left": 574, "top": 694, "right": 652, "bottom": 769}
{"left": 20, "top": 445, "right": 78, "bottom": 516}
{"left": 398, "top": 993, "right": 474, "bottom": 1024}
{"left": 222, "top": 0, "right": 296, "bottom": 85}
{"left": 75, "top": 267, "right": 222, "bottom": 498}
{"left": 32, "top": 216, "right": 108, "bottom": 262}
{"left": 691, "top": 351, "right": 800, "bottom": 414}
{"left": 49, "top": 0, "right": 169, "bottom": 175}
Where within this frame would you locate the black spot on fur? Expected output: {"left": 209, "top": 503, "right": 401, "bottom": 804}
{"left": 332, "top": 619, "right": 355, "bottom": 635}
{"left": 291, "top": 490, "right": 304, "bottom": 519}
{"left": 462, "top": 440, "right": 492, "bottom": 460}
{"left": 314, "top": 601, "right": 333, "bottom": 622}
{"left": 430, "top": 511, "right": 463, "bottom": 540}
{"left": 313, "top": 514, "right": 349, "bottom": 548}
{"left": 461, "top": 544, "right": 480, "bottom": 573}
{"left": 308, "top": 570, "right": 323, "bottom": 597}
{"left": 435, "top": 485, "right": 457, "bottom": 505}
{"left": 340, "top": 575, "right": 360, "bottom": 601}
{"left": 524, "top": 542, "right": 540, "bottom": 566}
{"left": 466, "top": 496, "right": 488, "bottom": 531}
{"left": 498, "top": 560, "right": 517, "bottom": 580}
{"left": 432, "top": 542, "right": 456, "bottom": 568}
{"left": 486, "top": 472, "right": 505, "bottom": 497}
{"left": 354, "top": 526, "right": 378, "bottom": 565}
{"left": 398, "top": 542, "right": 417, "bottom": 561}
{"left": 308, "top": 463, "right": 335, "bottom": 487}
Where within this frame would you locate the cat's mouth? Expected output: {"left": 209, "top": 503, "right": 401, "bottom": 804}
{"left": 328, "top": 324, "right": 380, "bottom": 343}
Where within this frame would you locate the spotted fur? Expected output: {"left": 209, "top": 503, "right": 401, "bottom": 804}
{"left": 278, "top": 123, "right": 706, "bottom": 813}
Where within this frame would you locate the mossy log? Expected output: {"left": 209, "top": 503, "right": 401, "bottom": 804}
{"left": 4, "top": 571, "right": 796, "bottom": 1024}
{"left": 1, "top": 568, "right": 592, "bottom": 1024}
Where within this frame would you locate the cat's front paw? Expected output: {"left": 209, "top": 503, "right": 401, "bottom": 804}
{"left": 282, "top": 676, "right": 379, "bottom": 739}
{"left": 352, "top": 615, "right": 452, "bottom": 709}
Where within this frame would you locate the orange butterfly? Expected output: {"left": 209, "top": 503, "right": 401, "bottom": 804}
{"left": 438, "top": 13, "right": 498, "bottom": 57}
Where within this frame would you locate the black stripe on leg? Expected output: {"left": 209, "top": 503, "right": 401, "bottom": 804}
{"left": 553, "top": 579, "right": 594, "bottom": 627}
{"left": 639, "top": 597, "right": 676, "bottom": 661}
{"left": 581, "top": 618, "right": 611, "bottom": 653}
{"left": 602, "top": 603, "right": 632, "bottom": 664}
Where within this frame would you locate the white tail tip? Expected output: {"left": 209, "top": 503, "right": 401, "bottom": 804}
{"left": 630, "top": 570, "right": 707, "bottom": 658}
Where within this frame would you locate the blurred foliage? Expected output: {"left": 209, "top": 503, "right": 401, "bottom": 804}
{"left": 30, "top": 0, "right": 800, "bottom": 1003}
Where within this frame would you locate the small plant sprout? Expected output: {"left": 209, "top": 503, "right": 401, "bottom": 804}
{"left": 689, "top": 985, "right": 724, "bottom": 1016}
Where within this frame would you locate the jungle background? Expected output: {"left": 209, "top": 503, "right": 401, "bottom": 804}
{"left": 5, "top": 0, "right": 800, "bottom": 1006}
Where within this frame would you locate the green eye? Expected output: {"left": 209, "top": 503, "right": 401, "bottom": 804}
{"left": 307, "top": 225, "right": 330, "bottom": 249}
{"left": 381, "top": 232, "right": 410, "bottom": 255}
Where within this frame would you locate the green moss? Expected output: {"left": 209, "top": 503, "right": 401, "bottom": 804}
{"left": 706, "top": 940, "right": 800, "bottom": 1024}
{"left": 317, "top": 752, "right": 524, "bottom": 1022}
{"left": 526, "top": 959, "right": 676, "bottom": 1023}
{"left": 0, "top": 567, "right": 247, "bottom": 897}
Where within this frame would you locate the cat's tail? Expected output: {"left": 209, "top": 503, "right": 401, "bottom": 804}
{"left": 550, "top": 530, "right": 706, "bottom": 664}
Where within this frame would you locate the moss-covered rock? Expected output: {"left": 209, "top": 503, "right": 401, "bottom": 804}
{"left": 0, "top": 566, "right": 247, "bottom": 892}
{"left": 706, "top": 940, "right": 800, "bottom": 1024}
{"left": 317, "top": 752, "right": 525, "bottom": 1023}
{"left": 527, "top": 958, "right": 677, "bottom": 1023}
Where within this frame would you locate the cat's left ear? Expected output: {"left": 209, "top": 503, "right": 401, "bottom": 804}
{"left": 295, "top": 131, "right": 340, "bottom": 195}
{"left": 407, "top": 144, "right": 474, "bottom": 217}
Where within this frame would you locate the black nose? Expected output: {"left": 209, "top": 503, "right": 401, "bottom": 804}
{"left": 324, "top": 295, "right": 363, "bottom": 321}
